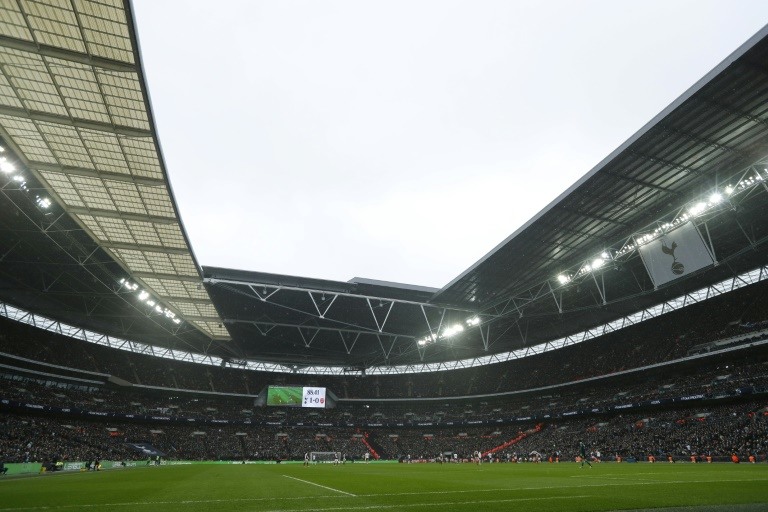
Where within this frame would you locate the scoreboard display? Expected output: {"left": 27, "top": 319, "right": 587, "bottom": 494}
{"left": 266, "top": 386, "right": 326, "bottom": 408}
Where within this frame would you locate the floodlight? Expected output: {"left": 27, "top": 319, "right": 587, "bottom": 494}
{"left": 466, "top": 316, "right": 480, "bottom": 326}
{"left": 442, "top": 324, "right": 464, "bottom": 338}
{"left": 709, "top": 192, "right": 722, "bottom": 204}
{"left": 146, "top": 300, "right": 156, "bottom": 306}
{"left": 592, "top": 258, "right": 605, "bottom": 269}
{"left": 138, "top": 290, "right": 149, "bottom": 301}
{"left": 0, "top": 159, "right": 14, "bottom": 173}
{"left": 557, "top": 274, "right": 570, "bottom": 284}
{"left": 688, "top": 202, "right": 706, "bottom": 217}
{"left": 173, "top": 318, "right": 181, "bottom": 324}
{"left": 725, "top": 185, "right": 734, "bottom": 195}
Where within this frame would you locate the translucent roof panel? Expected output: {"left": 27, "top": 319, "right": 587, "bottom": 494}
{"left": 0, "top": 0, "right": 225, "bottom": 340}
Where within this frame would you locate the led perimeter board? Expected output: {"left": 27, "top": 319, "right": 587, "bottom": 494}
{"left": 266, "top": 386, "right": 326, "bottom": 408}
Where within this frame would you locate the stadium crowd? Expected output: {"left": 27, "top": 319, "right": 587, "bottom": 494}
{"left": 1, "top": 398, "right": 765, "bottom": 464}
{"left": 2, "top": 277, "right": 768, "bottom": 466}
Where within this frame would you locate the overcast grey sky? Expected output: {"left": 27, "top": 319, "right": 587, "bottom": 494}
{"left": 132, "top": 1, "right": 768, "bottom": 289}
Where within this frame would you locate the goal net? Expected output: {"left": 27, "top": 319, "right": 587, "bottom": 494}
{"left": 310, "top": 451, "right": 341, "bottom": 463}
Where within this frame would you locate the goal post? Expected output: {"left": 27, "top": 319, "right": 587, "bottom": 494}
{"left": 310, "top": 451, "right": 341, "bottom": 464}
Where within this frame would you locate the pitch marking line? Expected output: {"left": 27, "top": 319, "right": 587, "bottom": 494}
{"left": 2, "top": 478, "right": 767, "bottom": 511}
{"left": 258, "top": 494, "right": 594, "bottom": 512}
{"left": 283, "top": 475, "right": 357, "bottom": 496}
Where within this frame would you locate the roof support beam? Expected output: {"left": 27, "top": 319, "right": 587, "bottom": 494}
{"left": 32, "top": 161, "right": 165, "bottom": 187}
{"left": 229, "top": 319, "right": 413, "bottom": 339}
{"left": 0, "top": 34, "right": 136, "bottom": 72}
{"left": 206, "top": 277, "right": 479, "bottom": 314}
{"left": 181, "top": 315, "right": 222, "bottom": 322}
{"left": 165, "top": 296, "right": 216, "bottom": 305}
{"left": 376, "top": 334, "right": 397, "bottom": 360}
{"left": 101, "top": 241, "right": 189, "bottom": 255}
{"left": 308, "top": 291, "right": 337, "bottom": 319}
{"left": 630, "top": 150, "right": 698, "bottom": 175}
{"left": 66, "top": 206, "right": 177, "bottom": 224}
{"left": 558, "top": 206, "right": 629, "bottom": 226}
{"left": 367, "top": 298, "right": 394, "bottom": 333}
{"left": 132, "top": 272, "right": 201, "bottom": 283}
{"left": 0, "top": 105, "right": 151, "bottom": 138}
{"left": 605, "top": 170, "right": 678, "bottom": 194}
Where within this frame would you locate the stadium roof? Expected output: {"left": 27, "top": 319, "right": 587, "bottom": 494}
{"left": 0, "top": 0, "right": 227, "bottom": 346}
{"left": 0, "top": 2, "right": 767, "bottom": 369}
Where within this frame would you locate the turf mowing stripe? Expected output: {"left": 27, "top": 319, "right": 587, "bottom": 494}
{"left": 283, "top": 475, "right": 357, "bottom": 496}
{"left": 0, "top": 495, "right": 341, "bottom": 511}
{"left": 1, "top": 476, "right": 765, "bottom": 511}
{"left": 257, "top": 494, "right": 594, "bottom": 512}
{"left": 356, "top": 477, "right": 768, "bottom": 497}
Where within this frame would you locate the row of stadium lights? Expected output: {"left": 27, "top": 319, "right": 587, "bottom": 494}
{"left": 556, "top": 167, "right": 767, "bottom": 286}
{"left": 0, "top": 145, "right": 183, "bottom": 329}
{"left": 119, "top": 278, "right": 182, "bottom": 324}
{"left": 0, "top": 145, "right": 53, "bottom": 210}
{"left": 417, "top": 316, "right": 481, "bottom": 347}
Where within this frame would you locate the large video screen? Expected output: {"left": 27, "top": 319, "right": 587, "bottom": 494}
{"left": 266, "top": 386, "right": 326, "bottom": 408}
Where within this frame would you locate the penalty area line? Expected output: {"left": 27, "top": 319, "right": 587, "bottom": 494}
{"left": 283, "top": 475, "right": 357, "bottom": 497}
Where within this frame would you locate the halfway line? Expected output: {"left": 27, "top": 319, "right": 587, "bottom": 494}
{"left": 283, "top": 475, "right": 357, "bottom": 497}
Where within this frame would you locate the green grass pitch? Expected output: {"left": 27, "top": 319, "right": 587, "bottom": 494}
{"left": 266, "top": 386, "right": 303, "bottom": 406}
{"left": 1, "top": 462, "right": 767, "bottom": 512}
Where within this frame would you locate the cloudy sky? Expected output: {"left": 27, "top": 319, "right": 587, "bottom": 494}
{"left": 131, "top": 1, "right": 768, "bottom": 289}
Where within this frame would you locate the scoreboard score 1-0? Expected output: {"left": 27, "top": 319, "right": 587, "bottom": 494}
{"left": 302, "top": 387, "right": 326, "bottom": 408}
{"left": 266, "top": 386, "right": 327, "bottom": 408}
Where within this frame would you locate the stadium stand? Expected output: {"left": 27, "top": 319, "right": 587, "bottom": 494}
{"left": 1, "top": 1, "right": 768, "bottom": 478}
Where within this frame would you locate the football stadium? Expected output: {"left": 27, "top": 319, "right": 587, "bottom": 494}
{"left": 1, "top": 2, "right": 768, "bottom": 511}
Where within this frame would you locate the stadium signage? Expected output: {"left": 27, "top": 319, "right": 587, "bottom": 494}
{"left": 1, "top": 388, "right": 762, "bottom": 428}
{"left": 677, "top": 394, "right": 705, "bottom": 401}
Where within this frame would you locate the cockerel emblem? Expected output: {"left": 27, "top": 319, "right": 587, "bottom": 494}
{"left": 661, "top": 240, "right": 684, "bottom": 275}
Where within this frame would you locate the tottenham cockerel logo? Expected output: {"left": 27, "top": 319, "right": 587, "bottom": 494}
{"left": 661, "top": 240, "right": 685, "bottom": 275}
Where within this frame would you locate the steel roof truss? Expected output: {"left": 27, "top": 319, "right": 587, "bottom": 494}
{"left": 252, "top": 322, "right": 276, "bottom": 337}
{"left": 419, "top": 304, "right": 446, "bottom": 342}
{"left": 31, "top": 161, "right": 165, "bottom": 186}
{"left": 479, "top": 324, "right": 491, "bottom": 351}
{"left": 297, "top": 327, "right": 319, "bottom": 348}
{"left": 339, "top": 331, "right": 361, "bottom": 355}
{"left": 207, "top": 277, "right": 478, "bottom": 313}
{"left": 246, "top": 284, "right": 280, "bottom": 302}
{"left": 517, "top": 321, "right": 528, "bottom": 344}
{"left": 366, "top": 298, "right": 394, "bottom": 333}
{"left": 0, "top": 34, "right": 135, "bottom": 72}
{"left": 548, "top": 281, "right": 563, "bottom": 314}
{"left": 697, "top": 96, "right": 768, "bottom": 131}
{"left": 0, "top": 239, "right": 21, "bottom": 262}
{"left": 246, "top": 320, "right": 386, "bottom": 339}
{"left": 375, "top": 334, "right": 397, "bottom": 360}
{"left": 0, "top": 104, "right": 150, "bottom": 137}
{"left": 591, "top": 272, "right": 607, "bottom": 305}
{"left": 309, "top": 291, "right": 337, "bottom": 319}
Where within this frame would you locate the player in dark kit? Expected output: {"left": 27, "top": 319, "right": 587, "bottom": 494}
{"left": 579, "top": 442, "right": 592, "bottom": 468}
